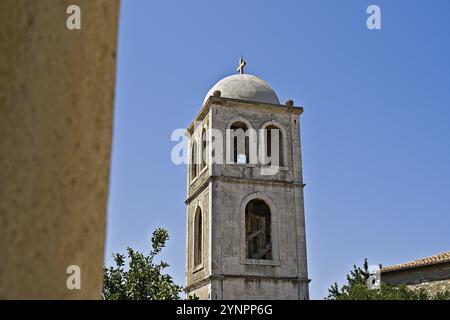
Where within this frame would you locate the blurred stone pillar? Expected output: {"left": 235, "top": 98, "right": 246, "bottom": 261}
{"left": 0, "top": 0, "right": 120, "bottom": 299}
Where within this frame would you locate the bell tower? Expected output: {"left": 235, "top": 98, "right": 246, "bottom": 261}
{"left": 185, "top": 59, "right": 310, "bottom": 300}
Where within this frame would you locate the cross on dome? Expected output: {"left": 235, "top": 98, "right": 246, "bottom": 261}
{"left": 237, "top": 57, "right": 246, "bottom": 74}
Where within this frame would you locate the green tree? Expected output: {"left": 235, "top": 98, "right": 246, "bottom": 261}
{"left": 102, "top": 228, "right": 184, "bottom": 300}
{"left": 327, "top": 258, "right": 449, "bottom": 300}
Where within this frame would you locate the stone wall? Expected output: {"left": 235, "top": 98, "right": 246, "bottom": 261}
{"left": 185, "top": 184, "right": 211, "bottom": 293}
{"left": 382, "top": 263, "right": 450, "bottom": 286}
{"left": 408, "top": 280, "right": 450, "bottom": 296}
{"left": 0, "top": 0, "right": 119, "bottom": 299}
{"left": 382, "top": 263, "right": 450, "bottom": 296}
{"left": 221, "top": 278, "right": 301, "bottom": 300}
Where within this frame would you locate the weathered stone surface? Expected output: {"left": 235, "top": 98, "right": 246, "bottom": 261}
{"left": 0, "top": 0, "right": 119, "bottom": 299}
{"left": 382, "top": 262, "right": 450, "bottom": 296}
{"left": 382, "top": 263, "right": 450, "bottom": 286}
{"left": 203, "top": 74, "right": 280, "bottom": 105}
{"left": 408, "top": 280, "right": 450, "bottom": 296}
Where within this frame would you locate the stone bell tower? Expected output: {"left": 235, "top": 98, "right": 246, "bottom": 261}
{"left": 185, "top": 58, "right": 310, "bottom": 300}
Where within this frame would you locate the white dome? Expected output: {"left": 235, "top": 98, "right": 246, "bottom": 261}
{"left": 203, "top": 74, "right": 280, "bottom": 105}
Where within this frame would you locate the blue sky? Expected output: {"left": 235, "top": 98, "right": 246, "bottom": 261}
{"left": 105, "top": 0, "right": 450, "bottom": 299}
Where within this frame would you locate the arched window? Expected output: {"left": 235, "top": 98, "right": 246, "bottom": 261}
{"left": 190, "top": 140, "right": 198, "bottom": 180}
{"left": 200, "top": 128, "right": 207, "bottom": 170}
{"left": 264, "top": 125, "right": 283, "bottom": 166}
{"left": 193, "top": 207, "right": 203, "bottom": 266}
{"left": 245, "top": 199, "right": 272, "bottom": 260}
{"left": 230, "top": 121, "right": 249, "bottom": 164}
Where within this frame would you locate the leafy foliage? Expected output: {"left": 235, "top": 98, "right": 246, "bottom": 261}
{"left": 102, "top": 228, "right": 184, "bottom": 300}
{"left": 327, "top": 258, "right": 450, "bottom": 300}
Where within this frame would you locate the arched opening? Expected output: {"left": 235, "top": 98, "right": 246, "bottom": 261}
{"left": 193, "top": 207, "right": 203, "bottom": 266}
{"left": 200, "top": 128, "right": 207, "bottom": 170}
{"left": 264, "top": 125, "right": 283, "bottom": 166}
{"left": 230, "top": 121, "right": 249, "bottom": 164}
{"left": 245, "top": 199, "right": 272, "bottom": 260}
{"left": 190, "top": 140, "right": 198, "bottom": 180}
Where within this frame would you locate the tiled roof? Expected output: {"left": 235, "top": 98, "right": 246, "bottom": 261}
{"left": 381, "top": 251, "right": 450, "bottom": 273}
